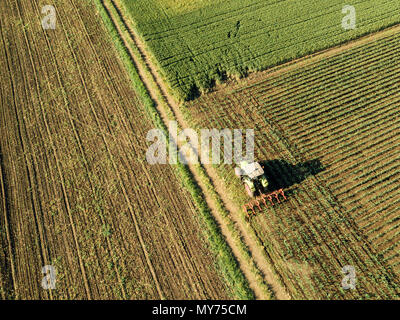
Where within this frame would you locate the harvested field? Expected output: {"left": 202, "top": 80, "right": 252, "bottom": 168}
{"left": 184, "top": 27, "right": 400, "bottom": 299}
{"left": 0, "top": 0, "right": 246, "bottom": 299}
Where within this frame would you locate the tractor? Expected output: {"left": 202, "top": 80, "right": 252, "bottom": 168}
{"left": 235, "top": 161, "right": 287, "bottom": 218}
{"left": 235, "top": 161, "right": 269, "bottom": 197}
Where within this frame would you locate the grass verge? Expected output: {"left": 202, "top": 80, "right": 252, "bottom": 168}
{"left": 93, "top": 0, "right": 257, "bottom": 300}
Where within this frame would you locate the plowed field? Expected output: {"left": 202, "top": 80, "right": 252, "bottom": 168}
{"left": 0, "top": 0, "right": 238, "bottom": 299}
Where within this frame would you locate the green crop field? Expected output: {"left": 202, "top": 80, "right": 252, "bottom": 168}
{"left": 122, "top": 0, "right": 400, "bottom": 100}
{"left": 145, "top": 0, "right": 224, "bottom": 15}
{"left": 183, "top": 29, "right": 400, "bottom": 299}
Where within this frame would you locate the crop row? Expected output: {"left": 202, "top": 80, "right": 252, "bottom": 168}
{"left": 183, "top": 29, "right": 400, "bottom": 298}
{"left": 122, "top": 0, "right": 400, "bottom": 100}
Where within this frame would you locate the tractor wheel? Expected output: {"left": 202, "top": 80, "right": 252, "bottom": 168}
{"left": 245, "top": 184, "right": 254, "bottom": 198}
{"left": 234, "top": 167, "right": 242, "bottom": 177}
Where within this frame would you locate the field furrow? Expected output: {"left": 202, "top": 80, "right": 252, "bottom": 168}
{"left": 0, "top": 0, "right": 240, "bottom": 299}
{"left": 184, "top": 26, "right": 400, "bottom": 299}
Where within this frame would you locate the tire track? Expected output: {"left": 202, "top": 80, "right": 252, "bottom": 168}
{"left": 1, "top": 0, "right": 50, "bottom": 298}
{"left": 0, "top": 9, "right": 17, "bottom": 298}
{"left": 11, "top": 0, "right": 92, "bottom": 299}
{"left": 0, "top": 146, "right": 16, "bottom": 298}
{"left": 104, "top": 0, "right": 287, "bottom": 300}
{"left": 66, "top": 1, "right": 206, "bottom": 297}
{"left": 47, "top": 1, "right": 129, "bottom": 299}
{"left": 52, "top": 2, "right": 163, "bottom": 299}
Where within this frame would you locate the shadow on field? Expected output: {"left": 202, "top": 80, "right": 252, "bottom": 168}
{"left": 260, "top": 159, "right": 325, "bottom": 191}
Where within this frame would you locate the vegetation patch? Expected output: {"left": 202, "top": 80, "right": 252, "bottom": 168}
{"left": 122, "top": 0, "right": 400, "bottom": 100}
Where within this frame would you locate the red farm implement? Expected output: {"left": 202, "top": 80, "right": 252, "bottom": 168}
{"left": 235, "top": 161, "right": 288, "bottom": 219}
{"left": 243, "top": 189, "right": 287, "bottom": 218}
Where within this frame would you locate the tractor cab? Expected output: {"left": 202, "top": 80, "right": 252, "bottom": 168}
{"left": 235, "top": 161, "right": 269, "bottom": 197}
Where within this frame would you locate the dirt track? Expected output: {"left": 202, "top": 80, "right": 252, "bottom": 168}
{"left": 185, "top": 26, "right": 400, "bottom": 299}
{"left": 104, "top": 0, "right": 290, "bottom": 299}
{"left": 106, "top": 0, "right": 400, "bottom": 300}
{"left": 0, "top": 0, "right": 233, "bottom": 299}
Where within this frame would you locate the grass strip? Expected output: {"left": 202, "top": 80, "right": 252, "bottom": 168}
{"left": 93, "top": 0, "right": 256, "bottom": 300}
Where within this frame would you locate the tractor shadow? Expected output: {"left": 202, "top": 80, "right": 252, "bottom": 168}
{"left": 260, "top": 159, "right": 325, "bottom": 192}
